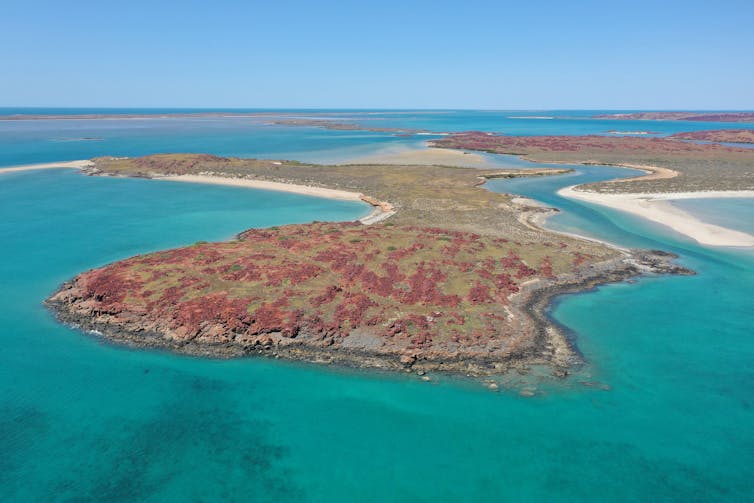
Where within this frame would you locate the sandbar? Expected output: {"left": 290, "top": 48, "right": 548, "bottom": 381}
{"left": 157, "top": 174, "right": 395, "bottom": 224}
{"left": 559, "top": 186, "right": 754, "bottom": 247}
{"left": 0, "top": 160, "right": 93, "bottom": 173}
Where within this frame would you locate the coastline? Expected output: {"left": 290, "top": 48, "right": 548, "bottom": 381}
{"left": 510, "top": 196, "right": 630, "bottom": 252}
{"left": 46, "top": 249, "right": 687, "bottom": 379}
{"left": 423, "top": 136, "right": 754, "bottom": 247}
{"left": 559, "top": 186, "right": 754, "bottom": 247}
{"left": 0, "top": 161, "right": 396, "bottom": 225}
{"left": 343, "top": 145, "right": 498, "bottom": 168}
{"left": 0, "top": 159, "right": 93, "bottom": 173}
{"left": 155, "top": 174, "right": 396, "bottom": 225}
{"left": 598, "top": 163, "right": 678, "bottom": 183}
{"left": 40, "top": 154, "right": 694, "bottom": 379}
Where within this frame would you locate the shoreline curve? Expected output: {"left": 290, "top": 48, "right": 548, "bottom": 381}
{"left": 1, "top": 161, "right": 396, "bottom": 226}
{"left": 0, "top": 160, "right": 94, "bottom": 173}
{"left": 558, "top": 186, "right": 754, "bottom": 247}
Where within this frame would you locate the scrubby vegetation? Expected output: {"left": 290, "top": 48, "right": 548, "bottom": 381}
{"left": 61, "top": 222, "right": 592, "bottom": 357}
{"left": 669, "top": 129, "right": 754, "bottom": 144}
{"left": 431, "top": 132, "right": 754, "bottom": 193}
{"left": 594, "top": 112, "right": 754, "bottom": 122}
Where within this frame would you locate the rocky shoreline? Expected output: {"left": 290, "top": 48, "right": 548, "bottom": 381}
{"left": 38, "top": 153, "right": 696, "bottom": 381}
{"left": 45, "top": 249, "right": 692, "bottom": 378}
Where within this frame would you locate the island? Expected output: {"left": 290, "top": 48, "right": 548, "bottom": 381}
{"left": 668, "top": 129, "right": 754, "bottom": 144}
{"left": 268, "top": 119, "right": 434, "bottom": 135}
{"left": 44, "top": 154, "right": 690, "bottom": 378}
{"left": 593, "top": 112, "right": 754, "bottom": 122}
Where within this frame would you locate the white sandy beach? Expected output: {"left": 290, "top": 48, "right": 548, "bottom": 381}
{"left": 608, "top": 163, "right": 678, "bottom": 183}
{"left": 158, "top": 174, "right": 364, "bottom": 201}
{"left": 0, "top": 160, "right": 93, "bottom": 173}
{"left": 0, "top": 161, "right": 395, "bottom": 225}
{"left": 158, "top": 174, "right": 395, "bottom": 225}
{"left": 9, "top": 159, "right": 751, "bottom": 246}
{"left": 559, "top": 186, "right": 754, "bottom": 247}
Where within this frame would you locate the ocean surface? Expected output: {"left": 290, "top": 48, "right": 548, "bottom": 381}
{"left": 1, "top": 110, "right": 753, "bottom": 501}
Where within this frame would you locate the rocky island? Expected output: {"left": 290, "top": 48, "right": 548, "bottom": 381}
{"left": 45, "top": 154, "right": 691, "bottom": 377}
{"left": 269, "top": 118, "right": 433, "bottom": 135}
{"left": 668, "top": 129, "right": 754, "bottom": 144}
{"left": 593, "top": 112, "right": 754, "bottom": 122}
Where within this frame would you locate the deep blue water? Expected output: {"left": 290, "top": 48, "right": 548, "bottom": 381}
{"left": 1, "top": 110, "right": 753, "bottom": 501}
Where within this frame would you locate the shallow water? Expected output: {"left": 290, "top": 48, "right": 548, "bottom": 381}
{"left": 670, "top": 197, "right": 754, "bottom": 235}
{"left": 1, "top": 111, "right": 753, "bottom": 501}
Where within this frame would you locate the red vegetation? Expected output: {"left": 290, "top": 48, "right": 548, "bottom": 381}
{"left": 595, "top": 112, "right": 754, "bottom": 122}
{"left": 669, "top": 129, "right": 754, "bottom": 144}
{"left": 432, "top": 131, "right": 754, "bottom": 156}
{"left": 538, "top": 257, "right": 555, "bottom": 279}
{"left": 68, "top": 222, "right": 583, "bottom": 353}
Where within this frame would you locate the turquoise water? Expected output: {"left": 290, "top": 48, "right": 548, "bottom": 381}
{"left": 2, "top": 111, "right": 754, "bottom": 501}
{"left": 0, "top": 115, "right": 422, "bottom": 167}
{"left": 4, "top": 108, "right": 754, "bottom": 169}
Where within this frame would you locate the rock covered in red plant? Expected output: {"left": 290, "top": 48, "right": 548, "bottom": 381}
{"left": 49, "top": 222, "right": 586, "bottom": 362}
{"left": 431, "top": 131, "right": 754, "bottom": 156}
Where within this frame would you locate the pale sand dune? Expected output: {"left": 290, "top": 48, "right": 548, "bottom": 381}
{"left": 0, "top": 160, "right": 93, "bottom": 173}
{"left": 559, "top": 186, "right": 754, "bottom": 247}
{"left": 343, "top": 146, "right": 496, "bottom": 168}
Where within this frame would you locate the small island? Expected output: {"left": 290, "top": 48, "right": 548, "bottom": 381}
{"left": 44, "top": 154, "right": 690, "bottom": 377}
{"left": 594, "top": 112, "right": 754, "bottom": 122}
{"left": 669, "top": 129, "right": 754, "bottom": 144}
{"left": 269, "top": 118, "right": 433, "bottom": 135}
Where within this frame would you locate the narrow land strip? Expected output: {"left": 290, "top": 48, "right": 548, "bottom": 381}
{"left": 0, "top": 160, "right": 93, "bottom": 173}
{"left": 157, "top": 174, "right": 396, "bottom": 224}
{"left": 559, "top": 186, "right": 754, "bottom": 247}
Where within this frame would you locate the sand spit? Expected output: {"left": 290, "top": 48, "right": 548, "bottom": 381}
{"left": 602, "top": 163, "right": 678, "bottom": 183}
{"left": 559, "top": 186, "right": 754, "bottom": 247}
{"left": 0, "top": 161, "right": 396, "bottom": 225}
{"left": 157, "top": 174, "right": 395, "bottom": 225}
{"left": 0, "top": 160, "right": 94, "bottom": 173}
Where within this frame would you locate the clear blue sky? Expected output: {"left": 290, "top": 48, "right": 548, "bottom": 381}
{"left": 3, "top": 0, "right": 753, "bottom": 109}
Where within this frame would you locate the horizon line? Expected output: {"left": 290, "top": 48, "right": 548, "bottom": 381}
{"left": 2, "top": 106, "right": 754, "bottom": 112}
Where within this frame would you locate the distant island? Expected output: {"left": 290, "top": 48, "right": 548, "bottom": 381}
{"left": 594, "top": 112, "right": 754, "bottom": 122}
{"left": 42, "top": 153, "right": 690, "bottom": 379}
{"left": 606, "top": 130, "right": 660, "bottom": 135}
{"left": 668, "top": 129, "right": 754, "bottom": 144}
{"left": 269, "top": 118, "right": 434, "bottom": 135}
